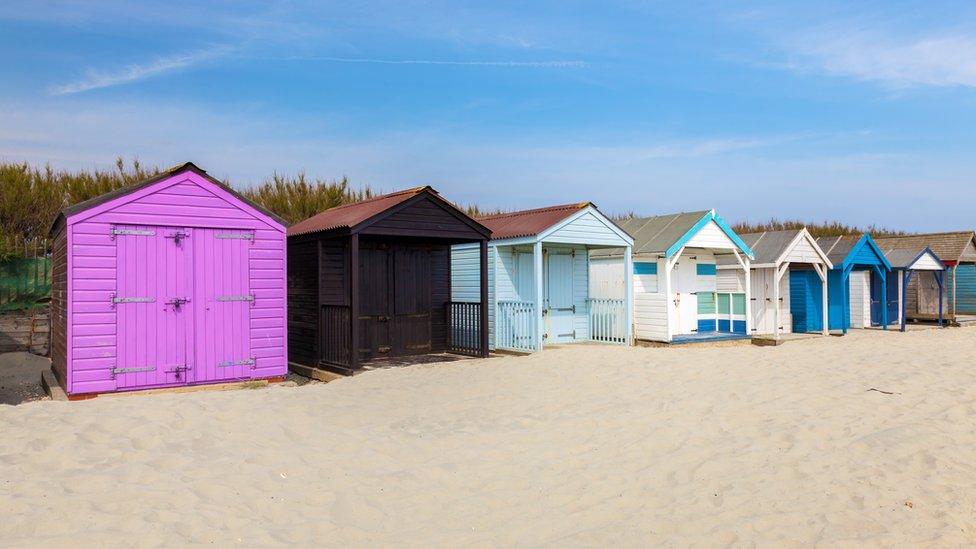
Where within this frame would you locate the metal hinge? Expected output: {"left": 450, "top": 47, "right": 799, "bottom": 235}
{"left": 111, "top": 366, "right": 156, "bottom": 377}
{"left": 111, "top": 295, "right": 155, "bottom": 304}
{"left": 217, "top": 358, "right": 256, "bottom": 368}
{"left": 111, "top": 228, "right": 155, "bottom": 237}
{"left": 215, "top": 232, "right": 254, "bottom": 241}
{"left": 217, "top": 294, "right": 255, "bottom": 302}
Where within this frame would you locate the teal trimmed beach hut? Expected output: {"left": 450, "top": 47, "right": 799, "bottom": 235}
{"left": 591, "top": 210, "right": 754, "bottom": 344}
{"left": 815, "top": 234, "right": 892, "bottom": 333}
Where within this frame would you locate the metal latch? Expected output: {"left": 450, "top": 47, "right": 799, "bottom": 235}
{"left": 217, "top": 358, "right": 256, "bottom": 368}
{"left": 217, "top": 295, "right": 255, "bottom": 303}
{"left": 166, "top": 297, "right": 190, "bottom": 310}
{"left": 111, "top": 228, "right": 155, "bottom": 237}
{"left": 165, "top": 230, "right": 190, "bottom": 245}
{"left": 165, "top": 365, "right": 191, "bottom": 381}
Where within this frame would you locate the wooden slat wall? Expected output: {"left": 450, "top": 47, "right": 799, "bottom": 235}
{"left": 50, "top": 225, "right": 68, "bottom": 383}
{"left": 430, "top": 246, "right": 450, "bottom": 351}
{"left": 287, "top": 240, "right": 318, "bottom": 365}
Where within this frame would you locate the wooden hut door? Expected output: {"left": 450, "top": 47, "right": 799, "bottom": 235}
{"left": 115, "top": 225, "right": 192, "bottom": 389}
{"left": 193, "top": 228, "right": 253, "bottom": 383}
{"left": 392, "top": 246, "right": 432, "bottom": 355}
{"left": 358, "top": 244, "right": 392, "bottom": 360}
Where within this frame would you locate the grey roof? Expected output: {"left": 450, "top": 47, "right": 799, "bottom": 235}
{"left": 736, "top": 230, "right": 803, "bottom": 265}
{"left": 815, "top": 235, "right": 863, "bottom": 265}
{"left": 592, "top": 211, "right": 708, "bottom": 258}
{"left": 881, "top": 248, "right": 923, "bottom": 269}
{"left": 875, "top": 244, "right": 943, "bottom": 270}
{"left": 875, "top": 232, "right": 976, "bottom": 264}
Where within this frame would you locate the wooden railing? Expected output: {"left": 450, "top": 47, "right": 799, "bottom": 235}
{"left": 320, "top": 304, "right": 351, "bottom": 366}
{"left": 588, "top": 298, "right": 627, "bottom": 344}
{"left": 448, "top": 301, "right": 483, "bottom": 356}
{"left": 497, "top": 300, "right": 537, "bottom": 352}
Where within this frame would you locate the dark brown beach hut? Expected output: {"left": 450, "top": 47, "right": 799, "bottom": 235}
{"left": 287, "top": 186, "right": 491, "bottom": 375}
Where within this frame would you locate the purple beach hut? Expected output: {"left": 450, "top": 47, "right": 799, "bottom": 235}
{"left": 48, "top": 162, "right": 288, "bottom": 398}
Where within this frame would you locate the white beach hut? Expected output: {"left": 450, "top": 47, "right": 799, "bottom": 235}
{"left": 718, "top": 229, "right": 833, "bottom": 339}
{"left": 452, "top": 203, "right": 634, "bottom": 352}
{"left": 590, "top": 210, "right": 754, "bottom": 344}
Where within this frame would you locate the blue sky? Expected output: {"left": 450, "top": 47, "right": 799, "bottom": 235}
{"left": 2, "top": 1, "right": 975, "bottom": 230}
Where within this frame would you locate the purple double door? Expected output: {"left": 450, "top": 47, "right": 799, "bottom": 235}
{"left": 114, "top": 225, "right": 254, "bottom": 390}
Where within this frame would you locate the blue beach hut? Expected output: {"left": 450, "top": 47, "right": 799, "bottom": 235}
{"left": 815, "top": 234, "right": 893, "bottom": 333}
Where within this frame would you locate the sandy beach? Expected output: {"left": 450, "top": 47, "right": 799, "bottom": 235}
{"left": 2, "top": 327, "right": 976, "bottom": 546}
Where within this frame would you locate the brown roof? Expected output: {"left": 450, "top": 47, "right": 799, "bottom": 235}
{"left": 477, "top": 203, "right": 591, "bottom": 240}
{"left": 288, "top": 186, "right": 429, "bottom": 237}
{"left": 875, "top": 232, "right": 976, "bottom": 264}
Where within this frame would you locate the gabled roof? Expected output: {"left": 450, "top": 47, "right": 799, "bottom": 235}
{"left": 878, "top": 245, "right": 945, "bottom": 270}
{"left": 734, "top": 228, "right": 831, "bottom": 267}
{"left": 874, "top": 232, "right": 976, "bottom": 264}
{"left": 607, "top": 209, "right": 753, "bottom": 259}
{"left": 816, "top": 234, "right": 892, "bottom": 270}
{"left": 477, "top": 203, "right": 590, "bottom": 240}
{"left": 51, "top": 162, "right": 287, "bottom": 234}
{"left": 738, "top": 229, "right": 803, "bottom": 265}
{"left": 287, "top": 185, "right": 490, "bottom": 239}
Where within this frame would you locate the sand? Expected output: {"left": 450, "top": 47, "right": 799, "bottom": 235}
{"left": 2, "top": 327, "right": 976, "bottom": 546}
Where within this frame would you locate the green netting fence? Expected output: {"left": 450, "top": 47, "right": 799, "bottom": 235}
{"left": 0, "top": 237, "right": 50, "bottom": 311}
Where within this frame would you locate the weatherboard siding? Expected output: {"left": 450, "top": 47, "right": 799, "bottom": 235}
{"left": 684, "top": 220, "right": 738, "bottom": 250}
{"left": 544, "top": 211, "right": 625, "bottom": 247}
{"left": 64, "top": 173, "right": 287, "bottom": 395}
{"left": 783, "top": 237, "right": 823, "bottom": 264}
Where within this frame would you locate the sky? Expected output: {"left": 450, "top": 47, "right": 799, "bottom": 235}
{"left": 1, "top": 1, "right": 975, "bottom": 230}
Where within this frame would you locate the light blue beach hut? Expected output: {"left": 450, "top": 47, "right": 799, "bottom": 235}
{"left": 451, "top": 203, "right": 634, "bottom": 352}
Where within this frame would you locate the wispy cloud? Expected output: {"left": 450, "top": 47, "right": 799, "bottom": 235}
{"left": 49, "top": 45, "right": 231, "bottom": 96}
{"left": 264, "top": 55, "right": 587, "bottom": 68}
{"left": 778, "top": 27, "right": 976, "bottom": 89}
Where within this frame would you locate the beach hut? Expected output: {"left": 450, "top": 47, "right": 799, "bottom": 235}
{"left": 591, "top": 210, "right": 754, "bottom": 344}
{"left": 717, "top": 229, "right": 833, "bottom": 339}
{"left": 451, "top": 203, "right": 633, "bottom": 352}
{"left": 48, "top": 163, "right": 288, "bottom": 398}
{"left": 815, "top": 234, "right": 892, "bottom": 333}
{"left": 874, "top": 232, "right": 976, "bottom": 324}
{"left": 288, "top": 187, "right": 491, "bottom": 375}
{"left": 875, "top": 246, "right": 946, "bottom": 331}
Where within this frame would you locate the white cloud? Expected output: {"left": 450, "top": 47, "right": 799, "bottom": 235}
{"left": 263, "top": 55, "right": 586, "bottom": 68}
{"left": 2, "top": 98, "right": 970, "bottom": 231}
{"left": 785, "top": 29, "right": 976, "bottom": 88}
{"left": 48, "top": 46, "right": 231, "bottom": 96}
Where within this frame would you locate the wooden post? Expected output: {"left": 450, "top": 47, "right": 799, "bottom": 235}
{"left": 479, "top": 240, "right": 489, "bottom": 357}
{"left": 879, "top": 266, "right": 888, "bottom": 330}
{"left": 348, "top": 234, "right": 360, "bottom": 371}
{"left": 840, "top": 268, "right": 851, "bottom": 335}
{"left": 900, "top": 270, "right": 908, "bottom": 332}
{"left": 533, "top": 241, "right": 544, "bottom": 351}
{"left": 819, "top": 265, "right": 829, "bottom": 336}
{"left": 623, "top": 245, "right": 633, "bottom": 345}
{"left": 663, "top": 255, "right": 674, "bottom": 342}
